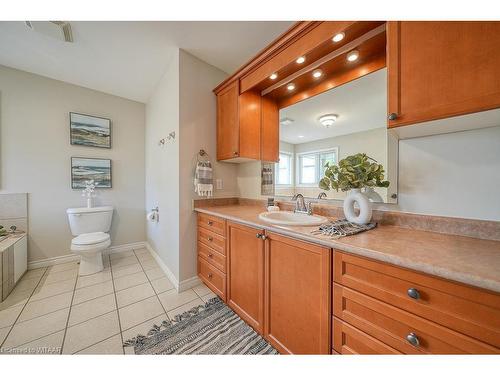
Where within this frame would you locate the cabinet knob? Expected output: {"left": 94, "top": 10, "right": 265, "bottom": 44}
{"left": 407, "top": 288, "right": 420, "bottom": 300}
{"left": 208, "top": 236, "right": 213, "bottom": 242}
{"left": 256, "top": 233, "right": 262, "bottom": 239}
{"left": 406, "top": 332, "right": 420, "bottom": 347}
{"left": 208, "top": 273, "right": 213, "bottom": 279}
{"left": 388, "top": 113, "right": 398, "bottom": 121}
{"left": 233, "top": 151, "right": 239, "bottom": 156}
{"left": 207, "top": 221, "right": 213, "bottom": 226}
{"left": 208, "top": 253, "right": 213, "bottom": 258}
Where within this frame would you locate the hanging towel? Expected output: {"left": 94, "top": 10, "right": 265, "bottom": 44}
{"left": 194, "top": 161, "right": 213, "bottom": 197}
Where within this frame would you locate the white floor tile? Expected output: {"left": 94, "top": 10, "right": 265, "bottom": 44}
{"left": 167, "top": 298, "right": 204, "bottom": 321}
{"left": 2, "top": 308, "right": 69, "bottom": 348}
{"left": 21, "top": 268, "right": 47, "bottom": 281}
{"left": 76, "top": 269, "right": 112, "bottom": 289}
{"left": 144, "top": 267, "right": 165, "bottom": 281}
{"left": 113, "top": 272, "right": 148, "bottom": 292}
{"left": 42, "top": 268, "right": 78, "bottom": 285}
{"left": 150, "top": 277, "right": 175, "bottom": 294}
{"left": 115, "top": 282, "right": 155, "bottom": 308}
{"left": 10, "top": 330, "right": 64, "bottom": 355}
{"left": 200, "top": 291, "right": 217, "bottom": 303}
{"left": 18, "top": 291, "right": 73, "bottom": 323}
{"left": 121, "top": 313, "right": 168, "bottom": 342}
{"left": 118, "top": 296, "right": 165, "bottom": 331}
{"left": 140, "top": 259, "right": 159, "bottom": 271}
{"left": 48, "top": 262, "right": 79, "bottom": 274}
{"left": 76, "top": 334, "right": 124, "bottom": 354}
{"left": 68, "top": 294, "right": 117, "bottom": 327}
{"left": 111, "top": 256, "right": 138, "bottom": 269}
{"left": 109, "top": 250, "right": 135, "bottom": 260}
{"left": 111, "top": 263, "right": 143, "bottom": 279}
{"left": 62, "top": 310, "right": 120, "bottom": 354}
{"left": 157, "top": 289, "right": 199, "bottom": 312}
{"left": 0, "top": 305, "right": 24, "bottom": 329}
{"left": 72, "top": 280, "right": 113, "bottom": 305}
{"left": 30, "top": 278, "right": 75, "bottom": 302}
{"left": 0, "top": 325, "right": 11, "bottom": 344}
{"left": 192, "top": 283, "right": 212, "bottom": 297}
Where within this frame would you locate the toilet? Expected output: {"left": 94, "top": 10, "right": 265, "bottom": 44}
{"left": 66, "top": 206, "right": 114, "bottom": 275}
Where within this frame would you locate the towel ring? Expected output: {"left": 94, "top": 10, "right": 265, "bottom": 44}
{"left": 197, "top": 149, "right": 210, "bottom": 162}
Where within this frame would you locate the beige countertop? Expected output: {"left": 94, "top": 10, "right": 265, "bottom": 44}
{"left": 0, "top": 232, "right": 27, "bottom": 253}
{"left": 194, "top": 205, "right": 500, "bottom": 293}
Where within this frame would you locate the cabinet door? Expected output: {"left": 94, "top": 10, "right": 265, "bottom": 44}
{"left": 216, "top": 80, "right": 240, "bottom": 160}
{"left": 226, "top": 222, "right": 265, "bottom": 334}
{"left": 261, "top": 95, "right": 279, "bottom": 162}
{"left": 264, "top": 232, "right": 331, "bottom": 354}
{"left": 13, "top": 236, "right": 27, "bottom": 283}
{"left": 387, "top": 21, "right": 500, "bottom": 128}
{"left": 238, "top": 90, "right": 262, "bottom": 160}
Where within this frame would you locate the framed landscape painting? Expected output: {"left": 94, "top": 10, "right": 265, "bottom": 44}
{"left": 70, "top": 112, "right": 111, "bottom": 148}
{"left": 71, "top": 157, "right": 112, "bottom": 189}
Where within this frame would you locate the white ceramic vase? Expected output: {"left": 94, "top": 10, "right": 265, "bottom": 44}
{"left": 343, "top": 188, "right": 373, "bottom": 225}
{"left": 86, "top": 197, "right": 94, "bottom": 209}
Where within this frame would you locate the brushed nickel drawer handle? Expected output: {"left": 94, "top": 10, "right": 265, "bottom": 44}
{"left": 407, "top": 288, "right": 420, "bottom": 300}
{"left": 406, "top": 332, "right": 420, "bottom": 347}
{"left": 388, "top": 113, "right": 398, "bottom": 120}
{"left": 208, "top": 253, "right": 213, "bottom": 258}
{"left": 207, "top": 221, "right": 213, "bottom": 226}
{"left": 208, "top": 236, "right": 213, "bottom": 242}
{"left": 208, "top": 273, "right": 213, "bottom": 279}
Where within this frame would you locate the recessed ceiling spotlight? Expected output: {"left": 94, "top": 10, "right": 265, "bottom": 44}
{"left": 280, "top": 117, "right": 294, "bottom": 126}
{"left": 332, "top": 32, "right": 345, "bottom": 43}
{"left": 269, "top": 72, "right": 278, "bottom": 80}
{"left": 346, "top": 50, "right": 359, "bottom": 62}
{"left": 296, "top": 56, "right": 306, "bottom": 64}
{"left": 298, "top": 135, "right": 305, "bottom": 138}
{"left": 287, "top": 83, "right": 296, "bottom": 91}
{"left": 312, "top": 69, "right": 323, "bottom": 79}
{"left": 319, "top": 114, "right": 338, "bottom": 128}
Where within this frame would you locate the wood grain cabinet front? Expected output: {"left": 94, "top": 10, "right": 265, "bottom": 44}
{"left": 226, "top": 221, "right": 265, "bottom": 334}
{"left": 264, "top": 232, "right": 331, "bottom": 354}
{"left": 387, "top": 21, "right": 500, "bottom": 128}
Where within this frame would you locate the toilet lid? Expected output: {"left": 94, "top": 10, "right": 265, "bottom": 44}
{"left": 72, "top": 232, "right": 110, "bottom": 245}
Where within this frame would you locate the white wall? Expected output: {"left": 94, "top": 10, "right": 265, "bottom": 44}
{"left": 178, "top": 50, "right": 235, "bottom": 281}
{"left": 0, "top": 65, "right": 146, "bottom": 262}
{"left": 146, "top": 50, "right": 235, "bottom": 285}
{"left": 394, "top": 126, "right": 500, "bottom": 221}
{"left": 145, "top": 51, "right": 181, "bottom": 281}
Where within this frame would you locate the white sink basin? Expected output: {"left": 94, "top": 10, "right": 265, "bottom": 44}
{"left": 258, "top": 211, "right": 329, "bottom": 226}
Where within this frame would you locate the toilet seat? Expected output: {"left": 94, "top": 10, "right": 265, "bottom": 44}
{"left": 71, "top": 232, "right": 110, "bottom": 246}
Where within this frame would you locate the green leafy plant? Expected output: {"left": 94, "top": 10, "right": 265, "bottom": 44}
{"left": 319, "top": 153, "right": 390, "bottom": 192}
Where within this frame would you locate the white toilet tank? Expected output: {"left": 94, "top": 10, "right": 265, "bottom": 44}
{"left": 66, "top": 206, "right": 114, "bottom": 235}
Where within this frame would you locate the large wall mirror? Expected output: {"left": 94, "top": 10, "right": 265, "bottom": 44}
{"left": 272, "top": 68, "right": 398, "bottom": 203}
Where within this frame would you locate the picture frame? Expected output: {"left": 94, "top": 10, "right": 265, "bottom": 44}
{"left": 70, "top": 112, "right": 111, "bottom": 148}
{"left": 71, "top": 157, "right": 112, "bottom": 189}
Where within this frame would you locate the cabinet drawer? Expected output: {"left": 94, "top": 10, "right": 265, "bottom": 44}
{"left": 334, "top": 284, "right": 499, "bottom": 354}
{"left": 198, "top": 227, "right": 226, "bottom": 255}
{"left": 197, "top": 213, "right": 226, "bottom": 236}
{"left": 198, "top": 256, "right": 226, "bottom": 300}
{"left": 332, "top": 317, "right": 400, "bottom": 354}
{"left": 198, "top": 241, "right": 226, "bottom": 273}
{"left": 334, "top": 251, "right": 500, "bottom": 347}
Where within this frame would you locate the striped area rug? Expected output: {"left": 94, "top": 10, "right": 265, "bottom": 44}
{"left": 123, "top": 297, "right": 278, "bottom": 355}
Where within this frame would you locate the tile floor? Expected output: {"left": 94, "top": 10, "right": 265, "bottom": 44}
{"left": 0, "top": 247, "right": 216, "bottom": 354}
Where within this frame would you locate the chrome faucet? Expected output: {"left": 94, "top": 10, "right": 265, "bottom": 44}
{"left": 317, "top": 192, "right": 327, "bottom": 200}
{"left": 292, "top": 194, "right": 312, "bottom": 215}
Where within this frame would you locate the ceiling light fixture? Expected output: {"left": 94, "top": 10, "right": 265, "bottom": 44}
{"left": 332, "top": 32, "right": 345, "bottom": 43}
{"left": 296, "top": 56, "right": 306, "bottom": 64}
{"left": 298, "top": 135, "right": 305, "bottom": 138}
{"left": 319, "top": 114, "right": 338, "bottom": 128}
{"left": 312, "top": 69, "right": 323, "bottom": 79}
{"left": 269, "top": 73, "right": 278, "bottom": 80}
{"left": 346, "top": 50, "right": 359, "bottom": 62}
{"left": 287, "top": 83, "right": 296, "bottom": 91}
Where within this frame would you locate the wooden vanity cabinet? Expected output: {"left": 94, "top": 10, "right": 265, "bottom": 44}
{"left": 264, "top": 232, "right": 331, "bottom": 354}
{"left": 387, "top": 21, "right": 500, "bottom": 128}
{"left": 216, "top": 81, "right": 279, "bottom": 162}
{"left": 226, "top": 221, "right": 265, "bottom": 334}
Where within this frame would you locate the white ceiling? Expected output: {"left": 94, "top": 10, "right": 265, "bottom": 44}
{"left": 0, "top": 21, "right": 293, "bottom": 102}
{"left": 280, "top": 68, "right": 387, "bottom": 144}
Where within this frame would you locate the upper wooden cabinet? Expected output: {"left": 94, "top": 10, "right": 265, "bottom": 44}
{"left": 387, "top": 21, "right": 500, "bottom": 128}
{"left": 216, "top": 81, "right": 278, "bottom": 162}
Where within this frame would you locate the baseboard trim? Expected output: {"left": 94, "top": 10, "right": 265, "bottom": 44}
{"left": 28, "top": 241, "right": 148, "bottom": 270}
{"left": 28, "top": 253, "right": 80, "bottom": 270}
{"left": 143, "top": 242, "right": 180, "bottom": 292}
{"left": 179, "top": 275, "right": 201, "bottom": 292}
